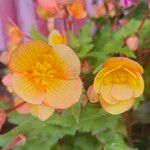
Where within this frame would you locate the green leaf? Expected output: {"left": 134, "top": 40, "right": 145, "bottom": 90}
{"left": 52, "top": 132, "right": 101, "bottom": 150}
{"left": 70, "top": 102, "right": 81, "bottom": 124}
{"left": 30, "top": 26, "right": 47, "bottom": 42}
{"left": 96, "top": 130, "right": 137, "bottom": 150}
{"left": 79, "top": 103, "right": 120, "bottom": 134}
{"left": 67, "top": 31, "right": 80, "bottom": 49}
{"left": 68, "top": 22, "right": 94, "bottom": 58}
{"left": 103, "top": 20, "right": 139, "bottom": 58}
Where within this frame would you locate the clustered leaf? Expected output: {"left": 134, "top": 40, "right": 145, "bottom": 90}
{"left": 0, "top": 103, "right": 135, "bottom": 150}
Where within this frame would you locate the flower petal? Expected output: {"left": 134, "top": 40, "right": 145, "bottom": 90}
{"left": 111, "top": 84, "right": 133, "bottom": 100}
{"left": 9, "top": 41, "right": 54, "bottom": 73}
{"left": 30, "top": 104, "right": 54, "bottom": 121}
{"left": 94, "top": 68, "right": 108, "bottom": 93}
{"left": 101, "top": 85, "right": 119, "bottom": 104}
{"left": 43, "top": 77, "right": 82, "bottom": 109}
{"left": 94, "top": 66, "right": 120, "bottom": 93}
{"left": 103, "top": 57, "right": 144, "bottom": 74}
{"left": 99, "top": 94, "right": 135, "bottom": 114}
{"left": 53, "top": 44, "right": 81, "bottom": 79}
{"left": 12, "top": 73, "right": 44, "bottom": 104}
{"left": 48, "top": 29, "right": 66, "bottom": 46}
{"left": 131, "top": 72, "right": 144, "bottom": 97}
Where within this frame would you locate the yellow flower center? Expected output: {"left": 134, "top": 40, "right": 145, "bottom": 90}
{"left": 112, "top": 70, "right": 127, "bottom": 84}
{"left": 103, "top": 70, "right": 128, "bottom": 85}
{"left": 28, "top": 60, "right": 55, "bottom": 89}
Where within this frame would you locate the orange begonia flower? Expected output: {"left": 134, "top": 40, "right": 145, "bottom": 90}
{"left": 9, "top": 41, "right": 82, "bottom": 110}
{"left": 48, "top": 29, "right": 66, "bottom": 46}
{"left": 94, "top": 57, "right": 144, "bottom": 114}
{"left": 67, "top": 0, "right": 87, "bottom": 19}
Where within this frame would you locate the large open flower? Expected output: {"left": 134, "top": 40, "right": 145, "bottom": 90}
{"left": 94, "top": 57, "right": 144, "bottom": 114}
{"left": 9, "top": 41, "right": 82, "bottom": 109}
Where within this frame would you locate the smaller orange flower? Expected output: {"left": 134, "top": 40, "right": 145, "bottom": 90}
{"left": 94, "top": 57, "right": 144, "bottom": 114}
{"left": 67, "top": 0, "right": 87, "bottom": 19}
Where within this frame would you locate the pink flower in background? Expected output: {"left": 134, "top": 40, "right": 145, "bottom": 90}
{"left": 120, "top": 0, "right": 138, "bottom": 8}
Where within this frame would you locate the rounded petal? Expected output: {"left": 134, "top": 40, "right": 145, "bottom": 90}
{"left": 101, "top": 85, "right": 119, "bottom": 104}
{"left": 30, "top": 104, "right": 54, "bottom": 121}
{"left": 43, "top": 77, "right": 82, "bottom": 109}
{"left": 53, "top": 44, "right": 81, "bottom": 79}
{"left": 132, "top": 72, "right": 144, "bottom": 97}
{"left": 94, "top": 66, "right": 121, "bottom": 93}
{"left": 111, "top": 84, "right": 133, "bottom": 100}
{"left": 2, "top": 73, "right": 12, "bottom": 87}
{"left": 103, "top": 57, "right": 144, "bottom": 74}
{"left": 48, "top": 29, "right": 66, "bottom": 46}
{"left": 87, "top": 85, "right": 99, "bottom": 103}
{"left": 125, "top": 68, "right": 144, "bottom": 97}
{"left": 94, "top": 68, "right": 108, "bottom": 93}
{"left": 12, "top": 73, "right": 44, "bottom": 104}
{"left": 9, "top": 41, "right": 54, "bottom": 73}
{"left": 99, "top": 95, "right": 135, "bottom": 114}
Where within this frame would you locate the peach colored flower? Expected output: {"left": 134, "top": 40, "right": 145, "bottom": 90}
{"left": 48, "top": 29, "right": 66, "bottom": 46}
{"left": 9, "top": 41, "right": 82, "bottom": 110}
{"left": 94, "top": 57, "right": 144, "bottom": 114}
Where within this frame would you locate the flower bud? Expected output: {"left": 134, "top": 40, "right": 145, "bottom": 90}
{"left": 87, "top": 85, "right": 99, "bottom": 103}
{"left": 126, "top": 35, "right": 139, "bottom": 51}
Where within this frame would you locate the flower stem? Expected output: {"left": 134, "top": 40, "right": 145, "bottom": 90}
{"left": 137, "top": 9, "right": 150, "bottom": 33}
